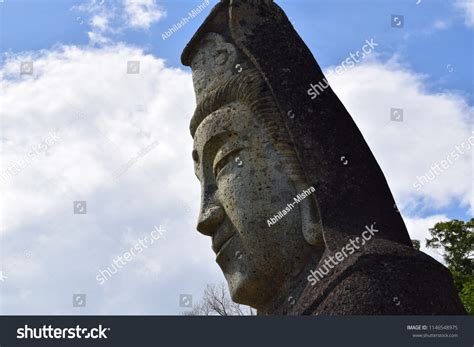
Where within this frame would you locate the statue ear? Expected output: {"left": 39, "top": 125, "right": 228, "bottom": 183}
{"left": 295, "top": 183, "right": 325, "bottom": 247}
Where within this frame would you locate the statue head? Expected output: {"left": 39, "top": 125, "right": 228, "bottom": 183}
{"left": 182, "top": 0, "right": 412, "bottom": 314}
{"left": 188, "top": 33, "right": 325, "bottom": 311}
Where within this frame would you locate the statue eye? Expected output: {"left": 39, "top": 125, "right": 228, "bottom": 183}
{"left": 213, "top": 148, "right": 242, "bottom": 178}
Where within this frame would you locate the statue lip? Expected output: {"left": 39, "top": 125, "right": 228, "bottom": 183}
{"left": 215, "top": 234, "right": 236, "bottom": 260}
{"left": 212, "top": 228, "right": 235, "bottom": 255}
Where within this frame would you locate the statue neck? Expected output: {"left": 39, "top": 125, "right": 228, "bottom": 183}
{"left": 257, "top": 252, "right": 322, "bottom": 315}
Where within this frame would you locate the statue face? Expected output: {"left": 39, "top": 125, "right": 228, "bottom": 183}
{"left": 192, "top": 102, "right": 315, "bottom": 308}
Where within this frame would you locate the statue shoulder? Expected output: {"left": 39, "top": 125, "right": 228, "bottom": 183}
{"left": 309, "top": 240, "right": 466, "bottom": 315}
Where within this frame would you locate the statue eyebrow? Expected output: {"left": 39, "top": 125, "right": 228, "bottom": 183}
{"left": 203, "top": 131, "right": 235, "bottom": 166}
{"left": 193, "top": 131, "right": 233, "bottom": 182}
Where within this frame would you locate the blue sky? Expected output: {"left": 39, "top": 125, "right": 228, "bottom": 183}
{"left": 2, "top": 0, "right": 473, "bottom": 102}
{"left": 0, "top": 0, "right": 472, "bottom": 314}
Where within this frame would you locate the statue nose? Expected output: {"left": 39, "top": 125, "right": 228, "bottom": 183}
{"left": 197, "top": 204, "right": 225, "bottom": 236}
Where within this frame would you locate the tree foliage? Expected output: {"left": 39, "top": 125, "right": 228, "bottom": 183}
{"left": 425, "top": 218, "right": 474, "bottom": 314}
{"left": 459, "top": 278, "right": 474, "bottom": 314}
{"left": 426, "top": 218, "right": 474, "bottom": 275}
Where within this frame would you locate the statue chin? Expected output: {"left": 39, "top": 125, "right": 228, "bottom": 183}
{"left": 226, "top": 275, "right": 250, "bottom": 304}
{"left": 225, "top": 269, "right": 271, "bottom": 309}
{"left": 215, "top": 243, "right": 266, "bottom": 308}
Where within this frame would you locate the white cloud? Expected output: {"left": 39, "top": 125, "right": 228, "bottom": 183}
{"left": 326, "top": 58, "right": 473, "bottom": 215}
{"left": 73, "top": 0, "right": 117, "bottom": 46}
{"left": 404, "top": 214, "right": 449, "bottom": 264}
{"left": 88, "top": 31, "right": 110, "bottom": 45}
{"left": 91, "top": 14, "right": 110, "bottom": 32}
{"left": 433, "top": 20, "right": 448, "bottom": 30}
{"left": 455, "top": 0, "right": 474, "bottom": 27}
{"left": 72, "top": 0, "right": 166, "bottom": 45}
{"left": 123, "top": 0, "right": 166, "bottom": 30}
{"left": 420, "top": 19, "right": 450, "bottom": 36}
{"left": 0, "top": 44, "right": 223, "bottom": 314}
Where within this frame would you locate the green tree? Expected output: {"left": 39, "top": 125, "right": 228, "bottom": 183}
{"left": 459, "top": 278, "right": 474, "bottom": 315}
{"left": 426, "top": 218, "right": 474, "bottom": 314}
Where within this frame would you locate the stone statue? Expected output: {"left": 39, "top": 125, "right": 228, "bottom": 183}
{"left": 182, "top": 0, "right": 466, "bottom": 315}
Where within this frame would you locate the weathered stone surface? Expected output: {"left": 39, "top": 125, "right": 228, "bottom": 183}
{"left": 182, "top": 0, "right": 466, "bottom": 315}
